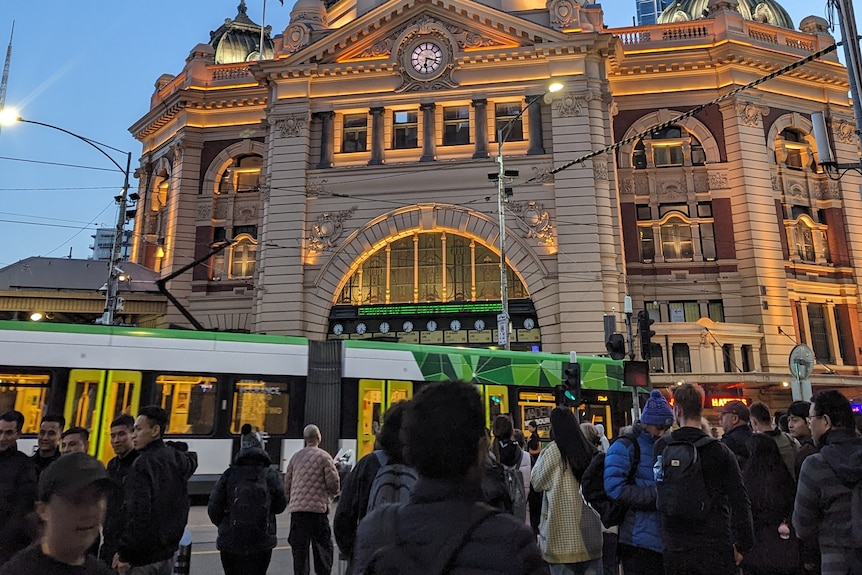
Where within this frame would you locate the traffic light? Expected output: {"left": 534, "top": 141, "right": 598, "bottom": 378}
{"left": 638, "top": 310, "right": 656, "bottom": 360}
{"left": 606, "top": 333, "right": 626, "bottom": 360}
{"left": 563, "top": 362, "right": 582, "bottom": 404}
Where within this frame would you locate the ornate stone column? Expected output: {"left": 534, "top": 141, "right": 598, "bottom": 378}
{"left": 527, "top": 97, "right": 545, "bottom": 155}
{"left": 420, "top": 103, "right": 436, "bottom": 162}
{"left": 316, "top": 111, "right": 335, "bottom": 169}
{"left": 472, "top": 98, "right": 489, "bottom": 159}
{"left": 369, "top": 107, "right": 385, "bottom": 166}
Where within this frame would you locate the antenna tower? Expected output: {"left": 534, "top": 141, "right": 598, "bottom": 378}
{"left": 0, "top": 22, "right": 14, "bottom": 138}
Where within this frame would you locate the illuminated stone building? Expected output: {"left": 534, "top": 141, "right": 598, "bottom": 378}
{"left": 129, "top": 0, "right": 862, "bottom": 396}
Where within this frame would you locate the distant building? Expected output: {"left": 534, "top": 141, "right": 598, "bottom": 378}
{"left": 636, "top": 0, "right": 673, "bottom": 25}
{"left": 90, "top": 228, "right": 132, "bottom": 261}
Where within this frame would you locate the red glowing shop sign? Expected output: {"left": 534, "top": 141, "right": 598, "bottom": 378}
{"left": 709, "top": 397, "right": 749, "bottom": 408}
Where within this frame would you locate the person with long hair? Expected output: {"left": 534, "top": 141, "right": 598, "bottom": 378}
{"left": 739, "top": 434, "right": 800, "bottom": 575}
{"left": 491, "top": 415, "right": 528, "bottom": 521}
{"left": 531, "top": 407, "right": 603, "bottom": 574}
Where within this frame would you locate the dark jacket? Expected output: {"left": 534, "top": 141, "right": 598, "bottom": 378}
{"left": 0, "top": 446, "right": 36, "bottom": 565}
{"left": 794, "top": 436, "right": 819, "bottom": 481}
{"left": 604, "top": 426, "right": 661, "bottom": 553}
{"left": 30, "top": 450, "right": 60, "bottom": 480}
{"left": 334, "top": 450, "right": 384, "bottom": 565}
{"left": 656, "top": 427, "right": 754, "bottom": 565}
{"left": 794, "top": 428, "right": 862, "bottom": 551}
{"left": 352, "top": 477, "right": 546, "bottom": 575}
{"left": 117, "top": 439, "right": 197, "bottom": 566}
{"left": 99, "top": 449, "right": 139, "bottom": 564}
{"left": 207, "top": 448, "right": 286, "bottom": 554}
{"left": 722, "top": 424, "right": 753, "bottom": 469}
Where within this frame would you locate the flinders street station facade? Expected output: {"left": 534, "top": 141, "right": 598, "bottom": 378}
{"left": 128, "top": 0, "right": 862, "bottom": 398}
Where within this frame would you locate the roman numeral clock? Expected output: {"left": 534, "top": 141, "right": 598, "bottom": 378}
{"left": 395, "top": 20, "right": 457, "bottom": 91}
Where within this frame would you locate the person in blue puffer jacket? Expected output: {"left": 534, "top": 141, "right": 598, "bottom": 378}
{"left": 604, "top": 390, "right": 674, "bottom": 575}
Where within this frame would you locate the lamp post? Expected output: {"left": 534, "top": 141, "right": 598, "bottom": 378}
{"left": 1, "top": 113, "right": 132, "bottom": 325}
{"left": 494, "top": 82, "right": 563, "bottom": 350}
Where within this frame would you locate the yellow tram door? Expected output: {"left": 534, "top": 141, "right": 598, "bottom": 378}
{"left": 483, "top": 384, "right": 509, "bottom": 431}
{"left": 64, "top": 370, "right": 141, "bottom": 464}
{"left": 356, "top": 379, "right": 413, "bottom": 458}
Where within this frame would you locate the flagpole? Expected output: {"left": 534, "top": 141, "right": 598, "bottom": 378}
{"left": 260, "top": 0, "right": 267, "bottom": 61}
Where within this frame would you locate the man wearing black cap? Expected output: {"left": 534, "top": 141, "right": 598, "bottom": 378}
{"left": 719, "top": 400, "right": 753, "bottom": 469}
{"left": 0, "top": 452, "right": 113, "bottom": 575}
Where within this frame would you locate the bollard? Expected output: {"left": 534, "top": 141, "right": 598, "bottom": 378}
{"left": 173, "top": 528, "right": 192, "bottom": 575}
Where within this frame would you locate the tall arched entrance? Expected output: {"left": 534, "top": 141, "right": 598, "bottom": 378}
{"left": 326, "top": 230, "right": 543, "bottom": 350}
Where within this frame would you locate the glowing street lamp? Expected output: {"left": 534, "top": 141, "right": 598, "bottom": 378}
{"left": 1, "top": 110, "right": 133, "bottom": 325}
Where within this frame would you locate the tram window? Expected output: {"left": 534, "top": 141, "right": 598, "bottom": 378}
{"left": 230, "top": 379, "right": 290, "bottom": 436}
{"left": 518, "top": 390, "right": 555, "bottom": 440}
{"left": 154, "top": 375, "right": 218, "bottom": 435}
{"left": 0, "top": 373, "right": 50, "bottom": 434}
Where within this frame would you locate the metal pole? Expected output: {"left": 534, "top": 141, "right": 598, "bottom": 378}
{"left": 833, "top": 0, "right": 862, "bottom": 139}
{"left": 625, "top": 311, "right": 641, "bottom": 421}
{"left": 497, "top": 129, "right": 510, "bottom": 350}
{"left": 102, "top": 152, "right": 132, "bottom": 325}
{"left": 259, "top": 0, "right": 267, "bottom": 62}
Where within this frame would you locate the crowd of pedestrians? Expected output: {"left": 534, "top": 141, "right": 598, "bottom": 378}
{"left": 1, "top": 380, "right": 860, "bottom": 575}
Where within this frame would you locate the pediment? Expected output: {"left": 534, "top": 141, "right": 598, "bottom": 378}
{"left": 285, "top": 0, "right": 572, "bottom": 67}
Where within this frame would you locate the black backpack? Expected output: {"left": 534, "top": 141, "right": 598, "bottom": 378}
{"left": 366, "top": 462, "right": 418, "bottom": 513}
{"left": 655, "top": 433, "right": 714, "bottom": 521}
{"left": 228, "top": 465, "right": 272, "bottom": 546}
{"left": 580, "top": 434, "right": 639, "bottom": 527}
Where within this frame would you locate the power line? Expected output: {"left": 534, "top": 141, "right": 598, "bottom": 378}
{"left": 0, "top": 155, "right": 120, "bottom": 173}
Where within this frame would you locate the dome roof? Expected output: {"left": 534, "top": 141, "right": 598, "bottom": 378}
{"left": 209, "top": 0, "right": 274, "bottom": 64}
{"left": 658, "top": 0, "right": 794, "bottom": 30}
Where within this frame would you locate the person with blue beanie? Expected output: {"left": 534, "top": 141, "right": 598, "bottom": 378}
{"left": 604, "top": 390, "right": 673, "bottom": 575}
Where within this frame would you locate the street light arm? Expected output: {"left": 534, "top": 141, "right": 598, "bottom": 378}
{"left": 497, "top": 93, "right": 544, "bottom": 148}
{"left": 15, "top": 117, "right": 128, "bottom": 174}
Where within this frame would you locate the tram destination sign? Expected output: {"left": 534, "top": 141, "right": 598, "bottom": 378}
{"left": 357, "top": 302, "right": 503, "bottom": 317}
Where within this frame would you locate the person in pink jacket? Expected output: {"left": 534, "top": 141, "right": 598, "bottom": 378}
{"left": 285, "top": 424, "right": 340, "bottom": 575}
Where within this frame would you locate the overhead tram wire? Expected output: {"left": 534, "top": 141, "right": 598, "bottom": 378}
{"left": 0, "top": 155, "right": 122, "bottom": 173}
{"left": 525, "top": 41, "right": 842, "bottom": 184}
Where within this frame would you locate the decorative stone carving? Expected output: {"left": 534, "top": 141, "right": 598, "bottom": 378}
{"left": 509, "top": 201, "right": 555, "bottom": 245}
{"left": 694, "top": 174, "right": 709, "bottom": 191}
{"left": 284, "top": 24, "right": 311, "bottom": 54}
{"left": 197, "top": 205, "right": 212, "bottom": 220}
{"left": 736, "top": 101, "right": 769, "bottom": 128}
{"left": 308, "top": 206, "right": 357, "bottom": 252}
{"left": 555, "top": 92, "right": 591, "bottom": 117}
{"left": 214, "top": 200, "right": 229, "bottom": 220}
{"left": 548, "top": 0, "right": 580, "bottom": 31}
{"left": 275, "top": 114, "right": 307, "bottom": 138}
{"left": 593, "top": 159, "right": 609, "bottom": 180}
{"left": 787, "top": 184, "right": 806, "bottom": 199}
{"left": 707, "top": 171, "right": 729, "bottom": 189}
{"left": 357, "top": 36, "right": 395, "bottom": 58}
{"left": 443, "top": 24, "right": 504, "bottom": 49}
{"left": 531, "top": 166, "right": 555, "bottom": 183}
{"left": 619, "top": 179, "right": 634, "bottom": 194}
{"left": 306, "top": 178, "right": 329, "bottom": 197}
{"left": 171, "top": 144, "right": 183, "bottom": 165}
{"left": 658, "top": 181, "right": 686, "bottom": 197}
{"left": 833, "top": 119, "right": 856, "bottom": 144}
{"left": 234, "top": 202, "right": 258, "bottom": 224}
{"left": 395, "top": 17, "right": 458, "bottom": 93}
{"left": 634, "top": 175, "right": 650, "bottom": 195}
{"left": 817, "top": 180, "right": 841, "bottom": 200}
{"left": 771, "top": 174, "right": 780, "bottom": 191}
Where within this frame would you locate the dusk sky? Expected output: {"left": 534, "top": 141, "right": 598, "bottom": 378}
{"left": 0, "top": 0, "right": 851, "bottom": 268}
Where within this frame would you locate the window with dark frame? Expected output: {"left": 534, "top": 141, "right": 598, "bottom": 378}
{"left": 342, "top": 114, "right": 368, "bottom": 153}
{"left": 495, "top": 102, "right": 524, "bottom": 142}
{"left": 393, "top": 111, "right": 419, "bottom": 149}
{"left": 443, "top": 106, "right": 471, "bottom": 146}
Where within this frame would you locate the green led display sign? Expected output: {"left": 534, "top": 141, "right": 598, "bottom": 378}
{"left": 357, "top": 302, "right": 503, "bottom": 317}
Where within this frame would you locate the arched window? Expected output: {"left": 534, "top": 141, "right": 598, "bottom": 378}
{"left": 229, "top": 234, "right": 257, "bottom": 278}
{"left": 338, "top": 232, "right": 528, "bottom": 305}
{"left": 218, "top": 155, "right": 262, "bottom": 194}
{"left": 776, "top": 129, "right": 813, "bottom": 171}
{"left": 660, "top": 216, "right": 694, "bottom": 260}
{"left": 632, "top": 125, "right": 705, "bottom": 169}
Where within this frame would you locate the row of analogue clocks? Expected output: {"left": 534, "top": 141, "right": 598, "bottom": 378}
{"left": 332, "top": 317, "right": 536, "bottom": 336}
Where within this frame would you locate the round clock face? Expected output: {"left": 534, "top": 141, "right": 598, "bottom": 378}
{"left": 333, "top": 323, "right": 344, "bottom": 335}
{"left": 356, "top": 322, "right": 367, "bottom": 335}
{"left": 426, "top": 320, "right": 438, "bottom": 332}
{"left": 450, "top": 320, "right": 461, "bottom": 332}
{"left": 524, "top": 318, "right": 535, "bottom": 330}
{"left": 474, "top": 319, "right": 485, "bottom": 331}
{"left": 379, "top": 322, "right": 390, "bottom": 334}
{"left": 403, "top": 321, "right": 414, "bottom": 333}
{"left": 411, "top": 42, "right": 443, "bottom": 75}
